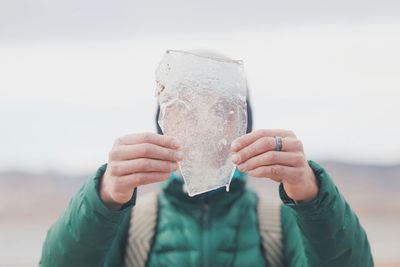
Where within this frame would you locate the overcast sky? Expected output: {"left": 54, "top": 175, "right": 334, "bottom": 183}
{"left": 1, "top": 0, "right": 400, "bottom": 41}
{"left": 1, "top": 1, "right": 399, "bottom": 173}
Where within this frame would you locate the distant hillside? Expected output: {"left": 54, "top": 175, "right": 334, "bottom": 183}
{"left": 317, "top": 161, "right": 400, "bottom": 214}
{"left": 1, "top": 161, "right": 399, "bottom": 218}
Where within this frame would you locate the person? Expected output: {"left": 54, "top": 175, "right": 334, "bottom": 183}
{"left": 40, "top": 53, "right": 373, "bottom": 267}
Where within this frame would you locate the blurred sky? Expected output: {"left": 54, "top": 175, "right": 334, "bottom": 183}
{"left": 1, "top": 0, "right": 400, "bottom": 173}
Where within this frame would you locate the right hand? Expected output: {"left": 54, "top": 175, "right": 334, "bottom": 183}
{"left": 100, "top": 132, "right": 182, "bottom": 209}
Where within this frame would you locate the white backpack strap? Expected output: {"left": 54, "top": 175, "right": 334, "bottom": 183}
{"left": 124, "top": 192, "right": 159, "bottom": 267}
{"left": 257, "top": 195, "right": 284, "bottom": 267}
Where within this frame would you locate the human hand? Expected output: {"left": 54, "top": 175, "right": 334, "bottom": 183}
{"left": 100, "top": 133, "right": 182, "bottom": 209}
{"left": 231, "top": 129, "right": 318, "bottom": 202}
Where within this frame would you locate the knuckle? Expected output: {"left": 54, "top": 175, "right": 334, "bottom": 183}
{"left": 166, "top": 161, "right": 174, "bottom": 171}
{"left": 237, "top": 141, "right": 244, "bottom": 150}
{"left": 139, "top": 173, "right": 163, "bottom": 185}
{"left": 139, "top": 144, "right": 151, "bottom": 156}
{"left": 133, "top": 174, "right": 145, "bottom": 186}
{"left": 142, "top": 132, "right": 154, "bottom": 143}
{"left": 108, "top": 148, "right": 120, "bottom": 160}
{"left": 148, "top": 160, "right": 156, "bottom": 170}
{"left": 108, "top": 150, "right": 114, "bottom": 160}
{"left": 114, "top": 137, "right": 124, "bottom": 146}
{"left": 234, "top": 140, "right": 242, "bottom": 147}
{"left": 281, "top": 129, "right": 290, "bottom": 136}
{"left": 295, "top": 140, "right": 304, "bottom": 151}
{"left": 247, "top": 146, "right": 256, "bottom": 157}
{"left": 269, "top": 152, "right": 278, "bottom": 163}
{"left": 135, "top": 159, "right": 148, "bottom": 170}
{"left": 109, "top": 162, "right": 122, "bottom": 176}
{"left": 259, "top": 166, "right": 269, "bottom": 176}
{"left": 259, "top": 137, "right": 270, "bottom": 151}
{"left": 242, "top": 162, "right": 251, "bottom": 171}
{"left": 260, "top": 129, "right": 269, "bottom": 136}
{"left": 238, "top": 152, "right": 245, "bottom": 162}
{"left": 123, "top": 173, "right": 139, "bottom": 187}
{"left": 267, "top": 138, "right": 275, "bottom": 150}
{"left": 288, "top": 130, "right": 296, "bottom": 138}
{"left": 259, "top": 137, "right": 274, "bottom": 151}
{"left": 293, "top": 153, "right": 305, "bottom": 166}
{"left": 270, "top": 166, "right": 281, "bottom": 176}
{"left": 164, "top": 136, "right": 173, "bottom": 146}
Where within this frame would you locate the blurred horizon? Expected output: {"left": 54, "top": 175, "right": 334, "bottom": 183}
{"left": 2, "top": 158, "right": 400, "bottom": 177}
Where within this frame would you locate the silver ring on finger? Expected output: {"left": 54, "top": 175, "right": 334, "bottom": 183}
{"left": 274, "top": 136, "right": 283, "bottom": 151}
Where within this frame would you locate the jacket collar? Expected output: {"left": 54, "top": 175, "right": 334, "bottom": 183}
{"left": 161, "top": 169, "right": 248, "bottom": 209}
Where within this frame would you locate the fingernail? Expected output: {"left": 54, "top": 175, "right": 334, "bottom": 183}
{"left": 238, "top": 164, "right": 247, "bottom": 172}
{"left": 172, "top": 139, "right": 181, "bottom": 148}
{"left": 232, "top": 154, "right": 239, "bottom": 163}
{"left": 231, "top": 142, "right": 240, "bottom": 151}
{"left": 172, "top": 162, "right": 178, "bottom": 170}
{"left": 175, "top": 151, "right": 184, "bottom": 161}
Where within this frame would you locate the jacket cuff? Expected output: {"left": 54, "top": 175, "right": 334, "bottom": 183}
{"left": 279, "top": 160, "right": 338, "bottom": 217}
{"left": 83, "top": 164, "right": 137, "bottom": 223}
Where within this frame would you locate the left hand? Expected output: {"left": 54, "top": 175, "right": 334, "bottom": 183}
{"left": 231, "top": 129, "right": 319, "bottom": 202}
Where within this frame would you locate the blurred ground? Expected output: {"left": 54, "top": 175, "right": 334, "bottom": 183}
{"left": 0, "top": 160, "right": 399, "bottom": 266}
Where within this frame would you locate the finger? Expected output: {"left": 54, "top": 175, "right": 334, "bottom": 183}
{"left": 110, "top": 143, "right": 183, "bottom": 162}
{"left": 118, "top": 172, "right": 171, "bottom": 188}
{"left": 115, "top": 132, "right": 180, "bottom": 149}
{"left": 232, "top": 137, "right": 304, "bottom": 164}
{"left": 237, "top": 151, "right": 306, "bottom": 172}
{"left": 231, "top": 129, "right": 296, "bottom": 152}
{"left": 247, "top": 165, "right": 300, "bottom": 182}
{"left": 108, "top": 159, "right": 177, "bottom": 176}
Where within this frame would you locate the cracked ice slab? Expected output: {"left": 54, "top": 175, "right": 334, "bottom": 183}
{"left": 156, "top": 50, "right": 248, "bottom": 196}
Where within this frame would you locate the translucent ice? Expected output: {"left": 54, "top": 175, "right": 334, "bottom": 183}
{"left": 155, "top": 50, "right": 248, "bottom": 196}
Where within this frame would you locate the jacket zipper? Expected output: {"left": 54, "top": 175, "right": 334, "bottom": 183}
{"left": 201, "top": 202, "right": 210, "bottom": 267}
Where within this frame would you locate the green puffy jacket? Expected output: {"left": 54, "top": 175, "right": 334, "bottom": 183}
{"left": 40, "top": 161, "right": 373, "bottom": 267}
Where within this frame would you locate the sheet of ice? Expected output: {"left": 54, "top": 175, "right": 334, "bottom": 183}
{"left": 155, "top": 50, "right": 248, "bottom": 196}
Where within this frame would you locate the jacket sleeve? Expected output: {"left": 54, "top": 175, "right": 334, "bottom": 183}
{"left": 280, "top": 160, "right": 373, "bottom": 267}
{"left": 40, "top": 164, "right": 137, "bottom": 267}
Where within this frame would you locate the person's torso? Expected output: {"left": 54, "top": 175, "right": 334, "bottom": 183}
{"left": 146, "top": 175, "right": 267, "bottom": 267}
